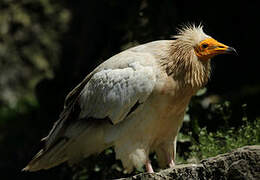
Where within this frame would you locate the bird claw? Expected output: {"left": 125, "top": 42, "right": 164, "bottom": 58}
{"left": 168, "top": 159, "right": 175, "bottom": 168}
{"left": 145, "top": 160, "right": 154, "bottom": 173}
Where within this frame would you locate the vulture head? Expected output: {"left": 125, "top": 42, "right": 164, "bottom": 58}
{"left": 167, "top": 25, "right": 237, "bottom": 87}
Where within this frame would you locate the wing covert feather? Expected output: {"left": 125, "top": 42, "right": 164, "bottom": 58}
{"left": 79, "top": 61, "right": 156, "bottom": 124}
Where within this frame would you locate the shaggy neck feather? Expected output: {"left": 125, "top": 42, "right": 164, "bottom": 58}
{"left": 161, "top": 39, "right": 211, "bottom": 88}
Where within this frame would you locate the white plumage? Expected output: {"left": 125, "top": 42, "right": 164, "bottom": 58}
{"left": 80, "top": 60, "right": 156, "bottom": 124}
{"left": 23, "top": 25, "right": 235, "bottom": 173}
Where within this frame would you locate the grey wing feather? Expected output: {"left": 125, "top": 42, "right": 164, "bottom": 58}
{"left": 79, "top": 61, "right": 157, "bottom": 124}
{"left": 45, "top": 51, "right": 157, "bottom": 148}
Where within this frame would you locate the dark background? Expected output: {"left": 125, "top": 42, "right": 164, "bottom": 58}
{"left": 0, "top": 0, "right": 259, "bottom": 180}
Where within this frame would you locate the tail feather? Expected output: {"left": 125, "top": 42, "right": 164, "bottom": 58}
{"left": 23, "top": 101, "right": 81, "bottom": 172}
{"left": 22, "top": 138, "right": 68, "bottom": 172}
{"left": 23, "top": 122, "right": 110, "bottom": 172}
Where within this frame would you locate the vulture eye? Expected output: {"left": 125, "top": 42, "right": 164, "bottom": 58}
{"left": 202, "top": 44, "right": 208, "bottom": 49}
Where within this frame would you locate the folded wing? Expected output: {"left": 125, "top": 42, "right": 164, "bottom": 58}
{"left": 79, "top": 61, "right": 156, "bottom": 124}
{"left": 23, "top": 51, "right": 158, "bottom": 171}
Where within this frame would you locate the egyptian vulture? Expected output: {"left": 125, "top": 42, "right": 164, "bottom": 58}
{"left": 23, "top": 25, "right": 236, "bottom": 173}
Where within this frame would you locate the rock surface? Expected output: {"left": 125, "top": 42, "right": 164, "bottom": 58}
{"left": 117, "top": 145, "right": 260, "bottom": 180}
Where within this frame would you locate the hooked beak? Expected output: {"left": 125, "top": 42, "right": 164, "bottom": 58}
{"left": 213, "top": 43, "right": 238, "bottom": 56}
{"left": 213, "top": 40, "right": 237, "bottom": 55}
{"left": 225, "top": 46, "right": 238, "bottom": 55}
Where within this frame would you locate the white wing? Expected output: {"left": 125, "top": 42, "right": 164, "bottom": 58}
{"left": 79, "top": 61, "right": 156, "bottom": 124}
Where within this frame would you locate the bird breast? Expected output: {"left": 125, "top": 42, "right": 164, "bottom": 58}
{"left": 147, "top": 77, "right": 193, "bottom": 144}
{"left": 110, "top": 74, "right": 194, "bottom": 148}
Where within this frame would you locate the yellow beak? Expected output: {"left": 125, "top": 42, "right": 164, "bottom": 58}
{"left": 213, "top": 41, "right": 237, "bottom": 55}
{"left": 196, "top": 38, "right": 237, "bottom": 60}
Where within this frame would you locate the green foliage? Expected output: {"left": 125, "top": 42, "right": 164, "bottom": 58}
{"left": 0, "top": 96, "right": 37, "bottom": 126}
{"left": 0, "top": 0, "right": 70, "bottom": 106}
{"left": 189, "top": 116, "right": 260, "bottom": 161}
{"left": 178, "top": 90, "right": 260, "bottom": 164}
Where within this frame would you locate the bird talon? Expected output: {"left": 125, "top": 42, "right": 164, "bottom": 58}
{"left": 145, "top": 160, "right": 154, "bottom": 173}
{"left": 168, "top": 159, "right": 175, "bottom": 168}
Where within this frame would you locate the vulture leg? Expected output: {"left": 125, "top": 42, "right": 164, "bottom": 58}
{"left": 164, "top": 150, "right": 175, "bottom": 168}
{"left": 156, "top": 139, "right": 177, "bottom": 168}
{"left": 168, "top": 138, "right": 177, "bottom": 168}
{"left": 168, "top": 158, "right": 175, "bottom": 168}
{"left": 145, "top": 160, "right": 154, "bottom": 173}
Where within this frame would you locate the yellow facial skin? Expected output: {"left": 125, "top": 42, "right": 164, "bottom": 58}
{"left": 195, "top": 38, "right": 236, "bottom": 61}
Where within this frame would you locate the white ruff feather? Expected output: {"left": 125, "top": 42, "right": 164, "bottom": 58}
{"left": 162, "top": 24, "right": 212, "bottom": 88}
{"left": 174, "top": 24, "right": 211, "bottom": 47}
